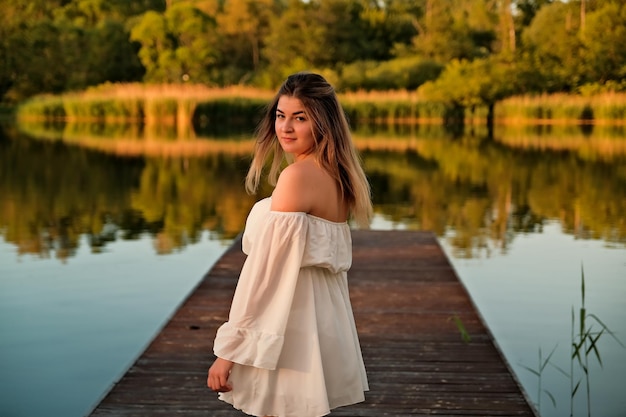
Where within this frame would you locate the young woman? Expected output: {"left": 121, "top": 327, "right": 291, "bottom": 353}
{"left": 207, "top": 72, "right": 372, "bottom": 417}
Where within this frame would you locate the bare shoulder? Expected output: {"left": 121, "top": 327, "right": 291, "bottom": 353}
{"left": 270, "top": 161, "right": 317, "bottom": 213}
{"left": 271, "top": 159, "right": 346, "bottom": 221}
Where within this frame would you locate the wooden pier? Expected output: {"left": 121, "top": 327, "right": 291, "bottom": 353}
{"left": 89, "top": 231, "right": 538, "bottom": 417}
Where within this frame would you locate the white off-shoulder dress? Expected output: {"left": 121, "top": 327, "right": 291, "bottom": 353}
{"left": 213, "top": 197, "right": 368, "bottom": 417}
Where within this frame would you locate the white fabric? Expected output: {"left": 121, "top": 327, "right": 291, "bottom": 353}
{"left": 213, "top": 197, "right": 369, "bottom": 417}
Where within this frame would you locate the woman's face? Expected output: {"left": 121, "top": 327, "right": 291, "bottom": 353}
{"left": 275, "top": 95, "right": 316, "bottom": 161}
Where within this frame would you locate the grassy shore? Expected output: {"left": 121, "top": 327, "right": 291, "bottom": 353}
{"left": 14, "top": 83, "right": 464, "bottom": 125}
{"left": 14, "top": 83, "right": 626, "bottom": 126}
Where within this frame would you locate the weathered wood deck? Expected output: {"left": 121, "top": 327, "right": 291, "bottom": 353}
{"left": 89, "top": 231, "right": 538, "bottom": 417}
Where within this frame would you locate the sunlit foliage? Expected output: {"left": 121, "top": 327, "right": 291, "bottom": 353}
{"left": 2, "top": 0, "right": 626, "bottom": 106}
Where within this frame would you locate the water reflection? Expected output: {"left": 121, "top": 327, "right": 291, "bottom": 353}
{"left": 0, "top": 124, "right": 261, "bottom": 260}
{"left": 361, "top": 132, "right": 626, "bottom": 257}
{"left": 1, "top": 120, "right": 625, "bottom": 262}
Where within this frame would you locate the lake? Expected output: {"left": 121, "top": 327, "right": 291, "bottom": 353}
{"left": 0, "top": 119, "right": 625, "bottom": 417}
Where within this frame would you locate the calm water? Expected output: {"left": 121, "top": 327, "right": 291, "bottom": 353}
{"left": 1, "top": 120, "right": 625, "bottom": 417}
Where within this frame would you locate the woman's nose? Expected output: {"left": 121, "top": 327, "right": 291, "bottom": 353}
{"left": 281, "top": 120, "right": 293, "bottom": 132}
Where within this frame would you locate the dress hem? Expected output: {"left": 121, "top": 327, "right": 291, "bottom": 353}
{"left": 217, "top": 391, "right": 368, "bottom": 417}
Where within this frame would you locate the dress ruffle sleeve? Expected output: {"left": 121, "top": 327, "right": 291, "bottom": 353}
{"left": 213, "top": 211, "right": 308, "bottom": 370}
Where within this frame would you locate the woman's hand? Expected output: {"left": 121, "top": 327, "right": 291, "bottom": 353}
{"left": 207, "top": 357, "right": 234, "bottom": 392}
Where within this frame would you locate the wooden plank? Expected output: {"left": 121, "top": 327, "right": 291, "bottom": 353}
{"left": 89, "top": 231, "right": 538, "bottom": 417}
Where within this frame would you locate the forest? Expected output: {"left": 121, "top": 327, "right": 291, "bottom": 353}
{"left": 1, "top": 0, "right": 625, "bottom": 111}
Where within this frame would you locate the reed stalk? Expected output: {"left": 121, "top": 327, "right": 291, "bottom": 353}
{"left": 519, "top": 265, "right": 625, "bottom": 416}
{"left": 569, "top": 265, "right": 625, "bottom": 417}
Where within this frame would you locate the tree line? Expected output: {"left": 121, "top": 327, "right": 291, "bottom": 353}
{"left": 1, "top": 0, "right": 625, "bottom": 111}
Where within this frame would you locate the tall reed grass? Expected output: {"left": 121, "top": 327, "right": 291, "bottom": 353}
{"left": 15, "top": 84, "right": 473, "bottom": 126}
{"left": 519, "top": 267, "right": 625, "bottom": 415}
{"left": 16, "top": 84, "right": 626, "bottom": 127}
{"left": 340, "top": 90, "right": 449, "bottom": 122}
{"left": 497, "top": 93, "right": 626, "bottom": 124}
{"left": 16, "top": 83, "right": 274, "bottom": 124}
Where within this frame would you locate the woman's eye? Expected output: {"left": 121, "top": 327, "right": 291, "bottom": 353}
{"left": 275, "top": 113, "right": 284, "bottom": 119}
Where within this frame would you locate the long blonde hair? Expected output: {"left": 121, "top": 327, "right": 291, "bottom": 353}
{"left": 245, "top": 72, "right": 372, "bottom": 228}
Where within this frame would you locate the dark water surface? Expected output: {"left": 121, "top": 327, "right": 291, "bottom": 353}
{"left": 1, "top": 120, "right": 625, "bottom": 417}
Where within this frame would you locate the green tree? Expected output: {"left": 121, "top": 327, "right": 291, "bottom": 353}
{"left": 514, "top": 0, "right": 554, "bottom": 27}
{"left": 260, "top": 0, "right": 328, "bottom": 87}
{"left": 580, "top": 2, "right": 626, "bottom": 85}
{"left": 364, "top": 0, "right": 420, "bottom": 61}
{"left": 54, "top": 0, "right": 166, "bottom": 25}
{"left": 0, "top": 0, "right": 64, "bottom": 101}
{"left": 9, "top": 20, "right": 71, "bottom": 98}
{"left": 51, "top": 2, "right": 145, "bottom": 91}
{"left": 418, "top": 57, "right": 517, "bottom": 125}
{"left": 52, "top": 0, "right": 162, "bottom": 88}
{"left": 259, "top": 0, "right": 420, "bottom": 88}
{"left": 131, "top": 4, "right": 219, "bottom": 84}
{"left": 216, "top": 0, "right": 278, "bottom": 82}
{"left": 318, "top": 0, "right": 381, "bottom": 64}
{"left": 130, "top": 11, "right": 170, "bottom": 81}
{"left": 84, "top": 20, "right": 145, "bottom": 85}
{"left": 0, "top": 0, "right": 160, "bottom": 102}
{"left": 409, "top": 0, "right": 497, "bottom": 63}
{"left": 519, "top": 1, "right": 584, "bottom": 91}
{"left": 114, "top": 0, "right": 166, "bottom": 17}
{"left": 3, "top": 0, "right": 625, "bottom": 100}
{"left": 167, "top": 3, "right": 219, "bottom": 83}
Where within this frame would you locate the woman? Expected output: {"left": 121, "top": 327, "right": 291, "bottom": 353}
{"left": 207, "top": 72, "right": 372, "bottom": 417}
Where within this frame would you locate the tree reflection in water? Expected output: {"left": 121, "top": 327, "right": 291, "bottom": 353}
{"left": 1, "top": 120, "right": 625, "bottom": 260}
